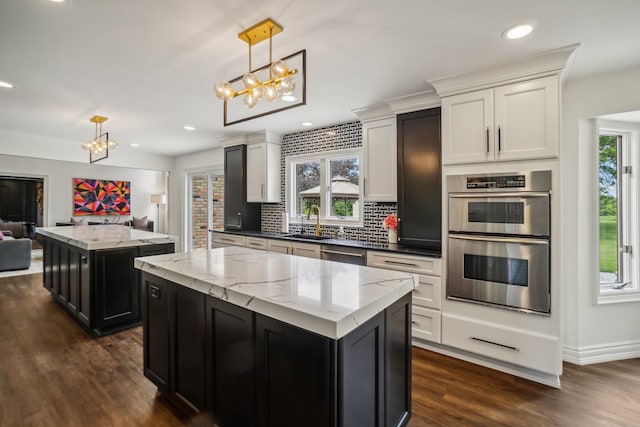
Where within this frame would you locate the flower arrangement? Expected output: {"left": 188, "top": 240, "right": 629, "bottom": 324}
{"left": 383, "top": 213, "right": 398, "bottom": 231}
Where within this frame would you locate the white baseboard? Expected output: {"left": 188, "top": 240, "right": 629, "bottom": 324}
{"left": 563, "top": 340, "right": 640, "bottom": 365}
{"left": 412, "top": 339, "right": 561, "bottom": 388}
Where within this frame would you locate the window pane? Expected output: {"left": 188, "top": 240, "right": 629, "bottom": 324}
{"left": 295, "top": 160, "right": 320, "bottom": 216}
{"left": 328, "top": 157, "right": 360, "bottom": 218}
{"left": 599, "top": 135, "right": 619, "bottom": 284}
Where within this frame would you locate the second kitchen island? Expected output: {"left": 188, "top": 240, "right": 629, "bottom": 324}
{"left": 38, "top": 225, "right": 176, "bottom": 336}
{"left": 135, "top": 246, "right": 416, "bottom": 427}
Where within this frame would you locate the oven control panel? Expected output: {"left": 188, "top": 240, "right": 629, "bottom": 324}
{"left": 466, "top": 175, "right": 525, "bottom": 189}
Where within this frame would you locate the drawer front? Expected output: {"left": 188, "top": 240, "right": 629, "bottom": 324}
{"left": 292, "top": 242, "right": 320, "bottom": 259}
{"left": 442, "top": 313, "right": 560, "bottom": 375}
{"left": 412, "top": 306, "right": 441, "bottom": 343}
{"left": 367, "top": 251, "right": 441, "bottom": 276}
{"left": 211, "top": 233, "right": 246, "bottom": 247}
{"left": 246, "top": 237, "right": 267, "bottom": 250}
{"left": 412, "top": 275, "right": 441, "bottom": 310}
{"left": 267, "top": 240, "right": 291, "bottom": 254}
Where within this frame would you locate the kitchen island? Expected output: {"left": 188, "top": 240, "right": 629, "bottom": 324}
{"left": 135, "top": 246, "right": 416, "bottom": 427}
{"left": 38, "top": 225, "right": 176, "bottom": 336}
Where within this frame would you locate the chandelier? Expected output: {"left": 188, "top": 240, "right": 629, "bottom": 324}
{"left": 81, "top": 115, "right": 117, "bottom": 163}
{"left": 214, "top": 18, "right": 298, "bottom": 109}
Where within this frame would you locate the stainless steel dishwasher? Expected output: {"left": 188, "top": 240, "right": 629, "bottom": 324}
{"left": 320, "top": 244, "right": 367, "bottom": 265}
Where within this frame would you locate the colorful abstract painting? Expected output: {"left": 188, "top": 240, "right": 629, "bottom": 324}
{"left": 73, "top": 178, "right": 131, "bottom": 216}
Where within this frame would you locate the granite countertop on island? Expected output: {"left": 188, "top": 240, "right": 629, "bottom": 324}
{"left": 135, "top": 246, "right": 417, "bottom": 339}
{"left": 37, "top": 225, "right": 178, "bottom": 250}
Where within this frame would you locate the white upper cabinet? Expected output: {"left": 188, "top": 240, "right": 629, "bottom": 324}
{"left": 362, "top": 117, "right": 397, "bottom": 202}
{"left": 246, "top": 131, "right": 281, "bottom": 203}
{"left": 441, "top": 75, "right": 559, "bottom": 165}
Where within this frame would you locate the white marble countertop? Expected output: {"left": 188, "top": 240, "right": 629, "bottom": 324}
{"left": 135, "top": 246, "right": 417, "bottom": 339}
{"left": 37, "top": 225, "right": 178, "bottom": 250}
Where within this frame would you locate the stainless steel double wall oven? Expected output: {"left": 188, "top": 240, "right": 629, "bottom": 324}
{"left": 447, "top": 171, "right": 552, "bottom": 314}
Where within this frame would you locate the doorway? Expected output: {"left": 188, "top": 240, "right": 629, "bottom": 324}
{"left": 188, "top": 172, "right": 224, "bottom": 250}
{"left": 0, "top": 176, "right": 45, "bottom": 235}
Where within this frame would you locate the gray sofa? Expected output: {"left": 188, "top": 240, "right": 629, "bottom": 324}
{"left": 0, "top": 236, "right": 32, "bottom": 272}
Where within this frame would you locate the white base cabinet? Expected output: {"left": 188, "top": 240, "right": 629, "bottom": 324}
{"left": 442, "top": 75, "right": 559, "bottom": 164}
{"left": 441, "top": 313, "right": 560, "bottom": 375}
{"left": 367, "top": 250, "right": 442, "bottom": 343}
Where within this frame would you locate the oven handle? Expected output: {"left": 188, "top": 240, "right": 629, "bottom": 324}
{"left": 448, "top": 234, "right": 549, "bottom": 245}
{"left": 449, "top": 192, "right": 549, "bottom": 198}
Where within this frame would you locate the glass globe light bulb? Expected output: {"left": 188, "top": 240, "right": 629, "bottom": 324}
{"left": 263, "top": 83, "right": 279, "bottom": 102}
{"left": 270, "top": 60, "right": 288, "bottom": 78}
{"left": 279, "top": 77, "right": 295, "bottom": 95}
{"left": 214, "top": 81, "right": 234, "bottom": 100}
{"left": 244, "top": 94, "right": 258, "bottom": 108}
{"left": 108, "top": 139, "right": 118, "bottom": 149}
{"left": 242, "top": 72, "right": 260, "bottom": 89}
{"left": 251, "top": 86, "right": 263, "bottom": 101}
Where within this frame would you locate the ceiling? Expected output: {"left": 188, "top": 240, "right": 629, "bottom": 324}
{"left": 1, "top": 0, "right": 640, "bottom": 158}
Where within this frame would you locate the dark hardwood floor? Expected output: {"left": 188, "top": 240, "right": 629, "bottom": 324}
{"left": 1, "top": 273, "right": 639, "bottom": 426}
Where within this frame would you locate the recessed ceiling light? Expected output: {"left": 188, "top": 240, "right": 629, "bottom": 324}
{"left": 301, "top": 122, "right": 313, "bottom": 127}
{"left": 281, "top": 95, "right": 297, "bottom": 102}
{"left": 184, "top": 125, "right": 196, "bottom": 130}
{"left": 0, "top": 81, "right": 15, "bottom": 89}
{"left": 49, "top": 0, "right": 66, "bottom": 3}
{"left": 503, "top": 21, "right": 536, "bottom": 40}
{"left": 130, "top": 143, "right": 140, "bottom": 147}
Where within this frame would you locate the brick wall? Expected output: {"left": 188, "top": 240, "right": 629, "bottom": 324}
{"left": 191, "top": 175, "right": 208, "bottom": 249}
{"left": 261, "top": 121, "right": 398, "bottom": 243}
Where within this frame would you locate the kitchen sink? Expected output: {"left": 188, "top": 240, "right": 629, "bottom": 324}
{"left": 285, "top": 234, "right": 332, "bottom": 241}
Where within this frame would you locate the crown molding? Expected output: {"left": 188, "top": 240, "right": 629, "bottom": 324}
{"left": 351, "top": 103, "right": 395, "bottom": 122}
{"left": 428, "top": 43, "right": 580, "bottom": 97}
{"left": 386, "top": 90, "right": 441, "bottom": 115}
{"left": 247, "top": 130, "right": 282, "bottom": 144}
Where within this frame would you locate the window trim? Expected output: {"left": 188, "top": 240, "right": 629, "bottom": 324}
{"left": 285, "top": 148, "right": 363, "bottom": 228}
{"left": 596, "top": 120, "right": 640, "bottom": 304}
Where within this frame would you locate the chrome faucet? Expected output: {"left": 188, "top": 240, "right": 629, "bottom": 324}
{"left": 307, "top": 204, "right": 322, "bottom": 237}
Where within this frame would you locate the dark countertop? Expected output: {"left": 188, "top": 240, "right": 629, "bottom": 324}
{"left": 210, "top": 229, "right": 442, "bottom": 258}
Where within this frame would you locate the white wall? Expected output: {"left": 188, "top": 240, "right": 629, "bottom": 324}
{"left": 0, "top": 129, "right": 172, "bottom": 172}
{"left": 168, "top": 147, "right": 224, "bottom": 251}
{"left": 0, "top": 154, "right": 167, "bottom": 228}
{"left": 562, "top": 65, "right": 640, "bottom": 363}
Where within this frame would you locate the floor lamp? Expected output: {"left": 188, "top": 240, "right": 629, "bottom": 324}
{"left": 150, "top": 194, "right": 167, "bottom": 233}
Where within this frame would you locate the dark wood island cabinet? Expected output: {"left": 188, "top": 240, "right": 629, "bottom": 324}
{"left": 136, "top": 247, "right": 416, "bottom": 427}
{"left": 38, "top": 225, "right": 176, "bottom": 336}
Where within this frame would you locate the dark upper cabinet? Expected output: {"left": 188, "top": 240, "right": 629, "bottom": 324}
{"left": 224, "top": 145, "right": 262, "bottom": 231}
{"left": 397, "top": 108, "right": 442, "bottom": 252}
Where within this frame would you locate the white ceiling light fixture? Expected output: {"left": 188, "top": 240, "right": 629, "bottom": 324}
{"left": 301, "top": 122, "right": 312, "bottom": 127}
{"left": 184, "top": 125, "right": 196, "bottom": 130}
{"left": 214, "top": 18, "right": 299, "bottom": 109}
{"left": 49, "top": 0, "right": 67, "bottom": 3}
{"left": 503, "top": 21, "right": 537, "bottom": 40}
{"left": 0, "top": 81, "right": 15, "bottom": 89}
{"left": 130, "top": 143, "right": 140, "bottom": 147}
{"left": 81, "top": 115, "right": 118, "bottom": 163}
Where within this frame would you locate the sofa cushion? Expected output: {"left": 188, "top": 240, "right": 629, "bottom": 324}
{"left": 70, "top": 217, "right": 85, "bottom": 225}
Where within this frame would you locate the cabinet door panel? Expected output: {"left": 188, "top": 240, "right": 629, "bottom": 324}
{"left": 172, "top": 285, "right": 206, "bottom": 410}
{"left": 363, "top": 118, "right": 397, "bottom": 202}
{"left": 206, "top": 297, "right": 255, "bottom": 427}
{"left": 58, "top": 246, "right": 69, "bottom": 305}
{"left": 143, "top": 275, "right": 170, "bottom": 393}
{"left": 256, "top": 314, "right": 334, "bottom": 427}
{"left": 340, "top": 312, "right": 384, "bottom": 427}
{"left": 397, "top": 108, "right": 442, "bottom": 251}
{"left": 442, "top": 89, "right": 493, "bottom": 164}
{"left": 246, "top": 143, "right": 266, "bottom": 202}
{"left": 494, "top": 76, "right": 558, "bottom": 161}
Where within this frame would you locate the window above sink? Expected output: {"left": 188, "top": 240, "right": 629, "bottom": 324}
{"left": 285, "top": 148, "right": 363, "bottom": 228}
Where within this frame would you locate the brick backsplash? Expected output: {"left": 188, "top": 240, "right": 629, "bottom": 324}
{"left": 261, "top": 121, "right": 397, "bottom": 243}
